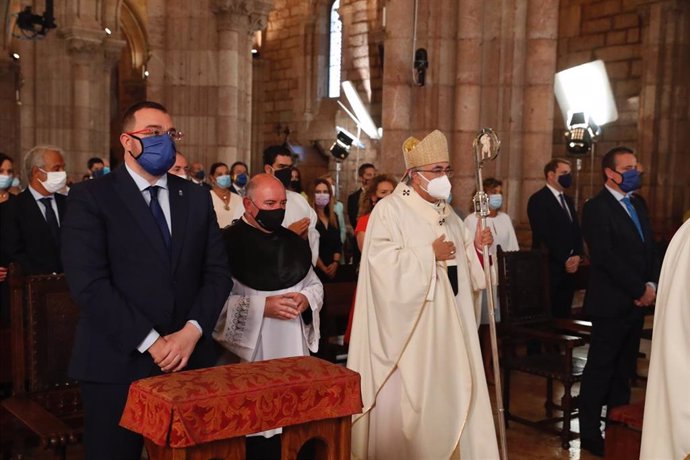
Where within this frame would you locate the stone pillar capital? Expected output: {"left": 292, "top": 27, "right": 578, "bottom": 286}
{"left": 61, "top": 27, "right": 106, "bottom": 60}
{"left": 211, "top": 0, "right": 273, "bottom": 34}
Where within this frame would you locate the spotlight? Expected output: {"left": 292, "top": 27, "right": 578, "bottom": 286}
{"left": 330, "top": 130, "right": 354, "bottom": 160}
{"left": 11, "top": 53, "right": 20, "bottom": 60}
{"left": 564, "top": 112, "right": 600, "bottom": 155}
{"left": 104, "top": 27, "right": 112, "bottom": 35}
{"left": 14, "top": 1, "right": 57, "bottom": 39}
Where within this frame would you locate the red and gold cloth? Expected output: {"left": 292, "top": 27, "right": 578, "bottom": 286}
{"left": 120, "top": 356, "right": 362, "bottom": 447}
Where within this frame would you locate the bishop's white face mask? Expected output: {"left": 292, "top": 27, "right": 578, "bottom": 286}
{"left": 418, "top": 172, "right": 452, "bottom": 201}
{"left": 39, "top": 169, "right": 67, "bottom": 193}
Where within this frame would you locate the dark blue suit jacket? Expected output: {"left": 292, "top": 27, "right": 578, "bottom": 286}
{"left": 527, "top": 185, "right": 583, "bottom": 281}
{"left": 62, "top": 166, "right": 232, "bottom": 383}
{"left": 0, "top": 189, "right": 67, "bottom": 275}
{"left": 582, "top": 188, "right": 660, "bottom": 318}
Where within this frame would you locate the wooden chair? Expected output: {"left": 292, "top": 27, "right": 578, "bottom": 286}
{"left": 315, "top": 265, "right": 357, "bottom": 364}
{"left": 1, "top": 264, "right": 82, "bottom": 459}
{"left": 497, "top": 248, "right": 592, "bottom": 449}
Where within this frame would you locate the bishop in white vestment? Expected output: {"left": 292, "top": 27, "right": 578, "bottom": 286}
{"left": 640, "top": 218, "right": 690, "bottom": 460}
{"left": 347, "top": 130, "right": 500, "bottom": 460}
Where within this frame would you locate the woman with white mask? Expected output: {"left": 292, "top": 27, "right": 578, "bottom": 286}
{"left": 208, "top": 162, "right": 244, "bottom": 229}
{"left": 0, "top": 152, "right": 15, "bottom": 204}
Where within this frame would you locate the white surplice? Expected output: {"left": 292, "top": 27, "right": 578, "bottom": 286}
{"left": 213, "top": 268, "right": 323, "bottom": 362}
{"left": 347, "top": 183, "right": 499, "bottom": 460}
{"left": 640, "top": 218, "right": 690, "bottom": 460}
{"left": 284, "top": 190, "right": 320, "bottom": 266}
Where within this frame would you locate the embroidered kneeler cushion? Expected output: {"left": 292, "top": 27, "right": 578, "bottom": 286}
{"left": 119, "top": 356, "right": 362, "bottom": 448}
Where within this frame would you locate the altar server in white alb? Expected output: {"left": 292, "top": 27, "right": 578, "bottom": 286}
{"left": 347, "top": 129, "right": 499, "bottom": 460}
{"left": 640, "top": 218, "right": 690, "bottom": 460}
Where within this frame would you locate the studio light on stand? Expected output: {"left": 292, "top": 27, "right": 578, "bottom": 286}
{"left": 334, "top": 81, "right": 382, "bottom": 200}
{"left": 330, "top": 130, "right": 357, "bottom": 200}
{"left": 555, "top": 60, "right": 618, "bottom": 208}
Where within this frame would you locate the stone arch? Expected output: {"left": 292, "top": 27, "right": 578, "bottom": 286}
{"left": 119, "top": 0, "right": 149, "bottom": 75}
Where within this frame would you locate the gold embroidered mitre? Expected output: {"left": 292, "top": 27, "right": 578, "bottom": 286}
{"left": 402, "top": 130, "right": 449, "bottom": 169}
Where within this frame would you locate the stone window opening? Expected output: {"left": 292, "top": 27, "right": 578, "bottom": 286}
{"left": 328, "top": 0, "right": 342, "bottom": 98}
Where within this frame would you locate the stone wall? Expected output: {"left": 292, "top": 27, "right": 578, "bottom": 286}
{"left": 0, "top": 57, "right": 20, "bottom": 163}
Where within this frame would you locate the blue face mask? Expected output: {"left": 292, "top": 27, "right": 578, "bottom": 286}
{"left": 0, "top": 175, "right": 12, "bottom": 189}
{"left": 130, "top": 134, "right": 177, "bottom": 177}
{"left": 11, "top": 177, "right": 20, "bottom": 187}
{"left": 489, "top": 193, "right": 503, "bottom": 210}
{"left": 234, "top": 173, "right": 248, "bottom": 187}
{"left": 92, "top": 168, "right": 105, "bottom": 178}
{"left": 216, "top": 174, "right": 232, "bottom": 188}
{"left": 616, "top": 169, "right": 641, "bottom": 193}
{"left": 103, "top": 166, "right": 110, "bottom": 175}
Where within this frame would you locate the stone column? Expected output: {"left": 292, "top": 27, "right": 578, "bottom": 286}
{"left": 518, "top": 0, "right": 560, "bottom": 225}
{"left": 379, "top": 0, "right": 415, "bottom": 174}
{"left": 146, "top": 0, "right": 167, "bottom": 104}
{"left": 65, "top": 29, "right": 104, "bottom": 177}
{"left": 212, "top": 0, "right": 273, "bottom": 166}
{"left": 636, "top": 0, "right": 690, "bottom": 235}
{"left": 0, "top": 55, "right": 20, "bottom": 161}
{"left": 103, "top": 37, "right": 127, "bottom": 157}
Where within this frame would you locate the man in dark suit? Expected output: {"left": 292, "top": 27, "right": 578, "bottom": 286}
{"left": 1, "top": 145, "right": 67, "bottom": 275}
{"left": 61, "top": 101, "right": 232, "bottom": 460}
{"left": 347, "top": 162, "right": 376, "bottom": 228}
{"left": 527, "top": 158, "right": 583, "bottom": 318}
{"left": 578, "top": 146, "right": 660, "bottom": 457}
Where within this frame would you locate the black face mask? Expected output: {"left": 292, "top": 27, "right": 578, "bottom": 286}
{"left": 194, "top": 170, "right": 205, "bottom": 181}
{"left": 254, "top": 207, "right": 286, "bottom": 232}
{"left": 290, "top": 179, "right": 302, "bottom": 193}
{"left": 274, "top": 167, "right": 292, "bottom": 189}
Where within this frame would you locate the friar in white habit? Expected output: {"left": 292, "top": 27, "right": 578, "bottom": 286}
{"left": 346, "top": 129, "right": 500, "bottom": 460}
{"left": 640, "top": 218, "right": 690, "bottom": 460}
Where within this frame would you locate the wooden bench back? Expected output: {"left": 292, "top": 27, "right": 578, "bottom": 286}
{"left": 8, "top": 264, "right": 80, "bottom": 406}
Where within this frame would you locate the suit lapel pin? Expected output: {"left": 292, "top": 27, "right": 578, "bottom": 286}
{"left": 178, "top": 190, "right": 183, "bottom": 197}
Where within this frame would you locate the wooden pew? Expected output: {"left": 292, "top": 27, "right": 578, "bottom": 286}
{"left": 1, "top": 264, "right": 82, "bottom": 460}
{"left": 316, "top": 265, "right": 358, "bottom": 364}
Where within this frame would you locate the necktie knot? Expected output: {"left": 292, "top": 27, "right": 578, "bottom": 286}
{"left": 147, "top": 185, "right": 160, "bottom": 199}
{"left": 39, "top": 197, "right": 52, "bottom": 206}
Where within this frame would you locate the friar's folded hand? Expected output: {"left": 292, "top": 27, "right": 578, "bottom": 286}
{"left": 265, "top": 294, "right": 301, "bottom": 320}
